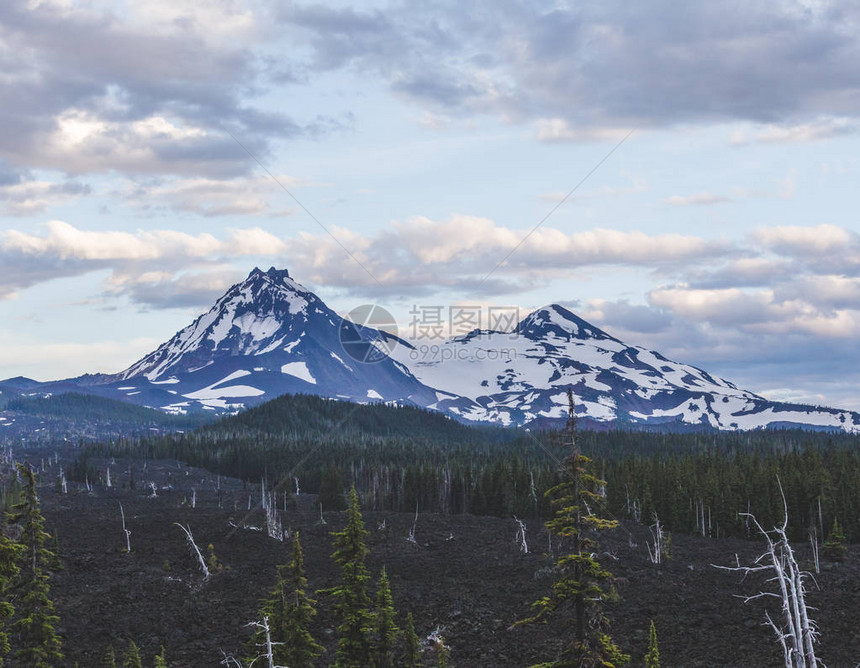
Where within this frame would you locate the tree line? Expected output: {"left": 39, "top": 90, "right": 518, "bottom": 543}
{"left": 76, "top": 427, "right": 860, "bottom": 544}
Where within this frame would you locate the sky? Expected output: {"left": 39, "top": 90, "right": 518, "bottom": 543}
{"left": 2, "top": 0, "right": 860, "bottom": 411}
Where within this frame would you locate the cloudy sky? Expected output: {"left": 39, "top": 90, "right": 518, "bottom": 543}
{"left": 2, "top": 0, "right": 860, "bottom": 411}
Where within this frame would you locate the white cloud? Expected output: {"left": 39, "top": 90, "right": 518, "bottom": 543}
{"left": 385, "top": 216, "right": 726, "bottom": 269}
{"left": 753, "top": 223, "right": 855, "bottom": 255}
{"left": 124, "top": 0, "right": 258, "bottom": 42}
{"left": 103, "top": 266, "right": 246, "bottom": 309}
{"left": 663, "top": 192, "right": 731, "bottom": 206}
{"left": 731, "top": 117, "right": 858, "bottom": 145}
{"left": 534, "top": 118, "right": 633, "bottom": 143}
{"left": 3, "top": 220, "right": 223, "bottom": 261}
{"left": 12, "top": 111, "right": 238, "bottom": 177}
{"left": 121, "top": 174, "right": 307, "bottom": 217}
{"left": 2, "top": 221, "right": 295, "bottom": 263}
{"left": 648, "top": 287, "right": 783, "bottom": 326}
{"left": 0, "top": 0, "right": 305, "bottom": 178}
{"left": 648, "top": 284, "right": 860, "bottom": 339}
{"left": 0, "top": 218, "right": 732, "bottom": 304}
{"left": 0, "top": 221, "right": 294, "bottom": 301}
{"left": 3, "top": 220, "right": 859, "bottom": 352}
{"left": 0, "top": 178, "right": 91, "bottom": 216}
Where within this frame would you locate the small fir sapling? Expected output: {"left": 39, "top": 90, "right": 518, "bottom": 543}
{"left": 645, "top": 620, "right": 660, "bottom": 668}
{"left": 821, "top": 518, "right": 847, "bottom": 562}
{"left": 122, "top": 640, "right": 142, "bottom": 668}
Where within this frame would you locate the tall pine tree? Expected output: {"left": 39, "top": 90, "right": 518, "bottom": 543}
{"left": 249, "top": 532, "right": 323, "bottom": 667}
{"left": 0, "top": 514, "right": 23, "bottom": 666}
{"left": 9, "top": 464, "right": 62, "bottom": 667}
{"left": 329, "top": 486, "right": 374, "bottom": 667}
{"left": 372, "top": 567, "right": 399, "bottom": 668}
{"left": 402, "top": 612, "right": 421, "bottom": 668}
{"left": 519, "top": 390, "right": 628, "bottom": 667}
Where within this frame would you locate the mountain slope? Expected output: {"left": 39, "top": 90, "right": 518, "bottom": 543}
{"left": 1, "top": 268, "right": 444, "bottom": 415}
{"left": 110, "top": 267, "right": 445, "bottom": 413}
{"left": 2, "top": 268, "right": 859, "bottom": 432}
{"left": 391, "top": 304, "right": 860, "bottom": 432}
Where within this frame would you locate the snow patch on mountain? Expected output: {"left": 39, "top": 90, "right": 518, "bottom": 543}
{"left": 281, "top": 362, "right": 316, "bottom": 385}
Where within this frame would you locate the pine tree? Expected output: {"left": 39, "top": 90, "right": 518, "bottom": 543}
{"left": 435, "top": 633, "right": 449, "bottom": 668}
{"left": 0, "top": 520, "right": 23, "bottom": 665}
{"left": 644, "top": 620, "right": 659, "bottom": 668}
{"left": 403, "top": 612, "right": 421, "bottom": 668}
{"left": 518, "top": 390, "right": 628, "bottom": 667}
{"left": 372, "top": 567, "right": 399, "bottom": 667}
{"left": 250, "top": 532, "right": 323, "bottom": 667}
{"left": 122, "top": 640, "right": 142, "bottom": 668}
{"left": 329, "top": 486, "right": 374, "bottom": 667}
{"left": 153, "top": 646, "right": 167, "bottom": 668}
{"left": 821, "top": 517, "right": 848, "bottom": 562}
{"left": 9, "top": 464, "right": 62, "bottom": 667}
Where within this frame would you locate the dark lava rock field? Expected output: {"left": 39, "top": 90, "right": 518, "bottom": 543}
{"left": 22, "top": 452, "right": 860, "bottom": 667}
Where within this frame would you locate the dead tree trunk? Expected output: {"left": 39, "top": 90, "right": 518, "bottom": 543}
{"left": 174, "top": 522, "right": 210, "bottom": 580}
{"left": 714, "top": 487, "right": 821, "bottom": 667}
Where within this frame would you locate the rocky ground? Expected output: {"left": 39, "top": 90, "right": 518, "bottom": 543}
{"left": 21, "top": 451, "right": 860, "bottom": 667}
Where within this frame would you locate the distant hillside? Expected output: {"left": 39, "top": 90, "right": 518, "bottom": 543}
{"left": 6, "top": 393, "right": 209, "bottom": 429}
{"left": 205, "top": 392, "right": 512, "bottom": 445}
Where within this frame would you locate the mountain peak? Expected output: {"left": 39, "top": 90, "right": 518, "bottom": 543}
{"left": 516, "top": 304, "right": 618, "bottom": 342}
{"left": 244, "top": 267, "right": 295, "bottom": 292}
{"left": 119, "top": 266, "right": 320, "bottom": 381}
{"left": 248, "top": 266, "right": 290, "bottom": 281}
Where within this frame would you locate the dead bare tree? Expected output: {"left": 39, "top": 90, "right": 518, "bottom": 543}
{"left": 714, "top": 487, "right": 821, "bottom": 668}
{"left": 808, "top": 526, "right": 820, "bottom": 575}
{"left": 513, "top": 516, "right": 528, "bottom": 554}
{"left": 246, "top": 615, "right": 286, "bottom": 668}
{"left": 646, "top": 513, "right": 667, "bottom": 565}
{"left": 264, "top": 489, "right": 285, "bottom": 541}
{"left": 174, "top": 522, "right": 210, "bottom": 580}
{"left": 219, "top": 650, "right": 242, "bottom": 667}
{"left": 119, "top": 502, "right": 131, "bottom": 553}
{"left": 407, "top": 502, "right": 419, "bottom": 544}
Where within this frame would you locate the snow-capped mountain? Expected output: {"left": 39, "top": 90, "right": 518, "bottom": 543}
{"left": 391, "top": 303, "right": 860, "bottom": 432}
{"left": 1, "top": 268, "right": 440, "bottom": 414}
{"left": 2, "top": 268, "right": 859, "bottom": 432}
